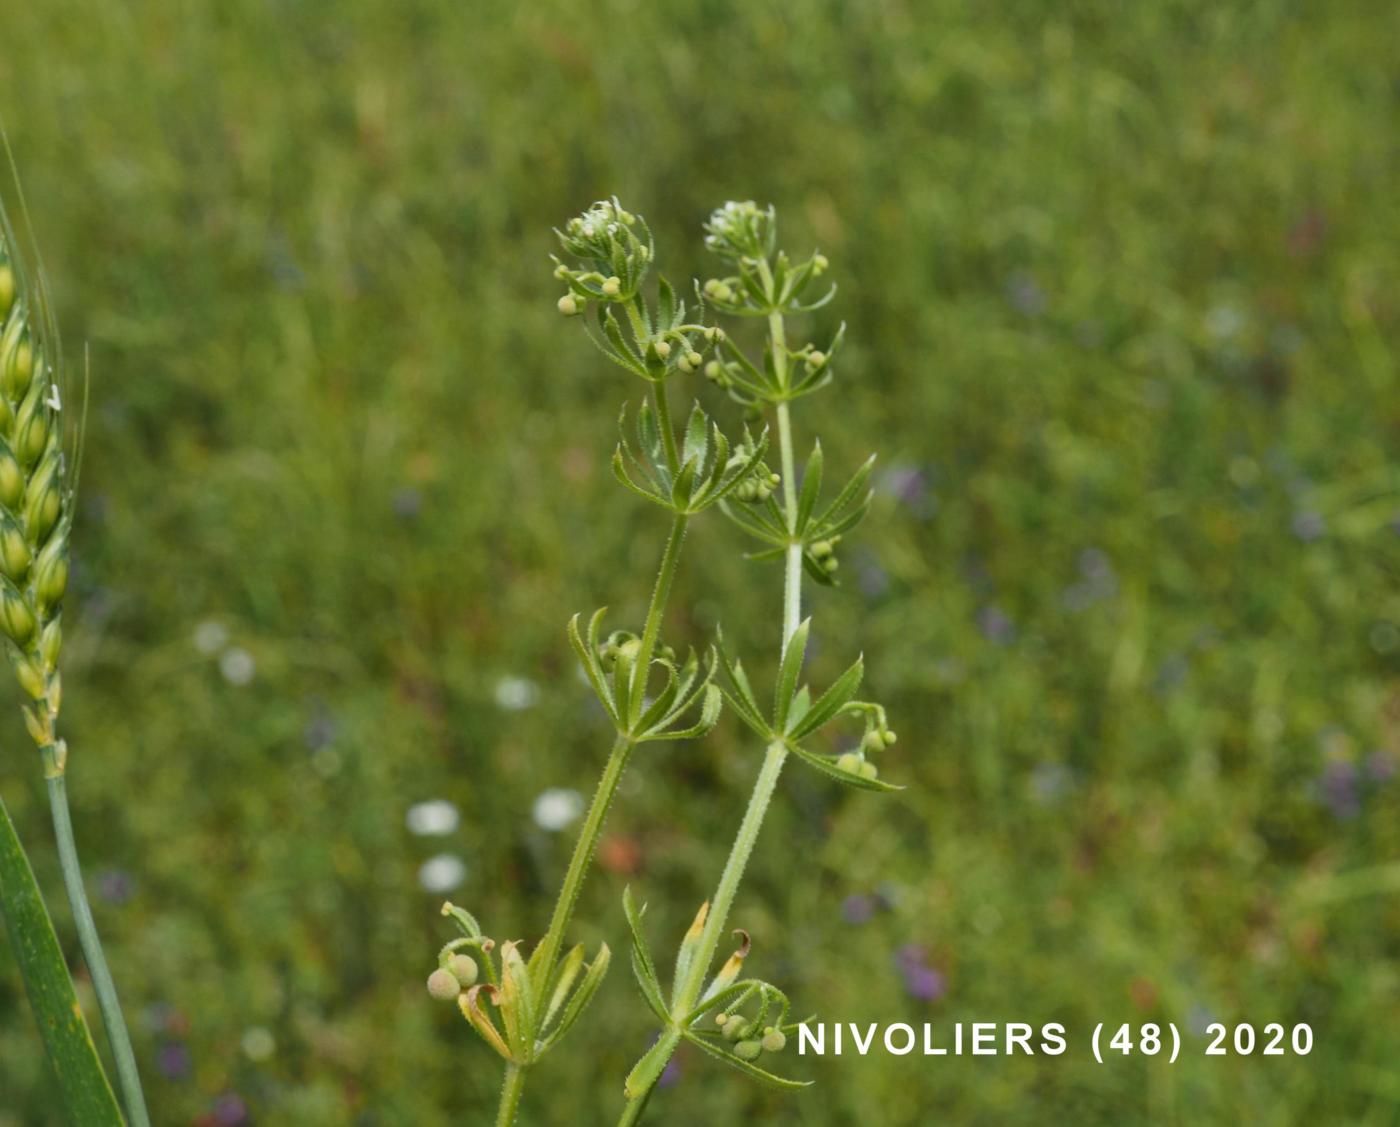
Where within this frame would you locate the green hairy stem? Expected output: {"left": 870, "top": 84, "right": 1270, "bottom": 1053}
{"left": 439, "top": 199, "right": 888, "bottom": 1127}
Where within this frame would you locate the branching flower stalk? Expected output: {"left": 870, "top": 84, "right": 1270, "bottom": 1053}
{"left": 615, "top": 202, "right": 899, "bottom": 1124}
{"left": 426, "top": 201, "right": 779, "bottom": 1126}
{"left": 0, "top": 198, "right": 150, "bottom": 1125}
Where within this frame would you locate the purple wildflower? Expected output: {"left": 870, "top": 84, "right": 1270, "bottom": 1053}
{"left": 976, "top": 605, "right": 1015, "bottom": 645}
{"left": 842, "top": 894, "right": 876, "bottom": 926}
{"left": 157, "top": 1042, "right": 192, "bottom": 1081}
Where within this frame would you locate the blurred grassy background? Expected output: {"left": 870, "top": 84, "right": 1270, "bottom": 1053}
{"left": 1, "top": 0, "right": 1399, "bottom": 1123}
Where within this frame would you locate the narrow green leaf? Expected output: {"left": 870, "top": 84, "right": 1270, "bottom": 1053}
{"left": 541, "top": 943, "right": 586, "bottom": 1031}
{"left": 671, "top": 457, "right": 698, "bottom": 511}
{"left": 795, "top": 440, "right": 823, "bottom": 534}
{"left": 681, "top": 403, "right": 709, "bottom": 472}
{"left": 0, "top": 797, "right": 123, "bottom": 1125}
{"left": 789, "top": 655, "right": 864, "bottom": 739}
{"left": 816, "top": 453, "right": 876, "bottom": 528}
{"left": 774, "top": 618, "right": 811, "bottom": 728}
{"left": 658, "top": 275, "right": 676, "bottom": 328}
{"left": 622, "top": 888, "right": 668, "bottom": 1021}
{"left": 683, "top": 1029, "right": 812, "bottom": 1090}
{"left": 652, "top": 683, "right": 723, "bottom": 741}
{"left": 567, "top": 611, "right": 618, "bottom": 723}
{"left": 789, "top": 744, "right": 903, "bottom": 792}
{"left": 542, "top": 942, "right": 611, "bottom": 1049}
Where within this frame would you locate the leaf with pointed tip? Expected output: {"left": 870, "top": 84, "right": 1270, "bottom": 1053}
{"left": 796, "top": 440, "right": 823, "bottom": 534}
{"left": 682, "top": 403, "right": 709, "bottom": 471}
{"left": 542, "top": 942, "right": 611, "bottom": 1050}
{"left": 602, "top": 307, "right": 645, "bottom": 369}
{"left": 658, "top": 276, "right": 676, "bottom": 329}
{"left": 716, "top": 339, "right": 771, "bottom": 396}
{"left": 721, "top": 500, "right": 788, "bottom": 546}
{"left": 567, "top": 610, "right": 617, "bottom": 723}
{"left": 740, "top": 265, "right": 771, "bottom": 309}
{"left": 637, "top": 660, "right": 681, "bottom": 735}
{"left": 786, "top": 685, "right": 812, "bottom": 733}
{"left": 651, "top": 682, "right": 723, "bottom": 741}
{"left": 743, "top": 545, "right": 788, "bottom": 563}
{"left": 683, "top": 1029, "right": 812, "bottom": 1090}
{"left": 815, "top": 494, "right": 872, "bottom": 540}
{"left": 671, "top": 456, "right": 699, "bottom": 510}
{"left": 460, "top": 986, "right": 514, "bottom": 1061}
{"left": 789, "top": 655, "right": 864, "bottom": 739}
{"left": 637, "top": 399, "right": 663, "bottom": 465}
{"left": 774, "top": 618, "right": 811, "bottom": 728}
{"left": 499, "top": 942, "right": 536, "bottom": 1056}
{"left": 622, "top": 889, "right": 669, "bottom": 1021}
{"left": 789, "top": 743, "right": 903, "bottom": 792}
{"left": 583, "top": 316, "right": 647, "bottom": 377}
{"left": 789, "top": 282, "right": 837, "bottom": 312}
{"left": 541, "top": 944, "right": 586, "bottom": 1030}
{"left": 816, "top": 453, "right": 876, "bottom": 528}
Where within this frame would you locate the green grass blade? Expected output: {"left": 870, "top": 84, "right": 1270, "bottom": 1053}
{"left": 0, "top": 794, "right": 123, "bottom": 1125}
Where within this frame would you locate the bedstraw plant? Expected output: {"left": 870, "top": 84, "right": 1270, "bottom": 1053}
{"left": 428, "top": 200, "right": 897, "bottom": 1125}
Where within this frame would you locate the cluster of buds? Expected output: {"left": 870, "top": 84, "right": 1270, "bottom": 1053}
{"left": 553, "top": 199, "right": 654, "bottom": 313}
{"left": 426, "top": 951, "right": 480, "bottom": 1002}
{"left": 726, "top": 441, "right": 779, "bottom": 503}
{"left": 835, "top": 704, "right": 898, "bottom": 783}
{"left": 702, "top": 200, "right": 777, "bottom": 264}
{"left": 714, "top": 1010, "right": 788, "bottom": 1062}
{"left": 0, "top": 231, "right": 72, "bottom": 768}
{"left": 806, "top": 533, "right": 842, "bottom": 577}
{"left": 597, "top": 629, "right": 677, "bottom": 673}
{"left": 430, "top": 902, "right": 612, "bottom": 1067}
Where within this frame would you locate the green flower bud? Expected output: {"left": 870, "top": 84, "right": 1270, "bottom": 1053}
{"left": 822, "top": 557, "right": 839, "bottom": 574}
{"left": 22, "top": 702, "right": 49, "bottom": 747}
{"left": 39, "top": 619, "right": 60, "bottom": 672}
{"left": 427, "top": 967, "right": 462, "bottom": 1001}
{"left": 601, "top": 276, "right": 621, "bottom": 296}
{"left": 24, "top": 456, "right": 63, "bottom": 545}
{"left": 2, "top": 338, "right": 34, "bottom": 401}
{"left": 723, "top": 1017, "right": 751, "bottom": 1042}
{"left": 32, "top": 540, "right": 68, "bottom": 610}
{"left": 836, "top": 752, "right": 862, "bottom": 774}
{"left": 761, "top": 1028, "right": 787, "bottom": 1053}
{"left": 734, "top": 1040, "right": 763, "bottom": 1061}
{"left": 447, "top": 953, "right": 479, "bottom": 987}
{"left": 883, "top": 729, "right": 898, "bottom": 747}
{"left": 809, "top": 539, "right": 833, "bottom": 559}
{"left": 0, "top": 514, "right": 30, "bottom": 582}
{"left": 806, "top": 350, "right": 825, "bottom": 368}
{"left": 863, "top": 729, "right": 884, "bottom": 754}
{"left": 558, "top": 294, "right": 582, "bottom": 316}
{"left": 553, "top": 264, "right": 571, "bottom": 281}
{"left": 858, "top": 760, "right": 879, "bottom": 781}
{"left": 685, "top": 351, "right": 703, "bottom": 369}
{"left": 0, "top": 440, "right": 23, "bottom": 510}
{"left": 652, "top": 339, "right": 671, "bottom": 360}
{"left": 812, "top": 253, "right": 829, "bottom": 274}
{"left": 0, "top": 581, "right": 35, "bottom": 645}
{"left": 704, "top": 360, "right": 723, "bottom": 382}
{"left": 13, "top": 655, "right": 45, "bottom": 701}
{"left": 715, "top": 1012, "right": 730, "bottom": 1028}
{"left": 704, "top": 326, "right": 725, "bottom": 343}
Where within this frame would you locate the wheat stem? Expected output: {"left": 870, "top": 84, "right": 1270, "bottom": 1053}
{"left": 45, "top": 761, "right": 151, "bottom": 1127}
